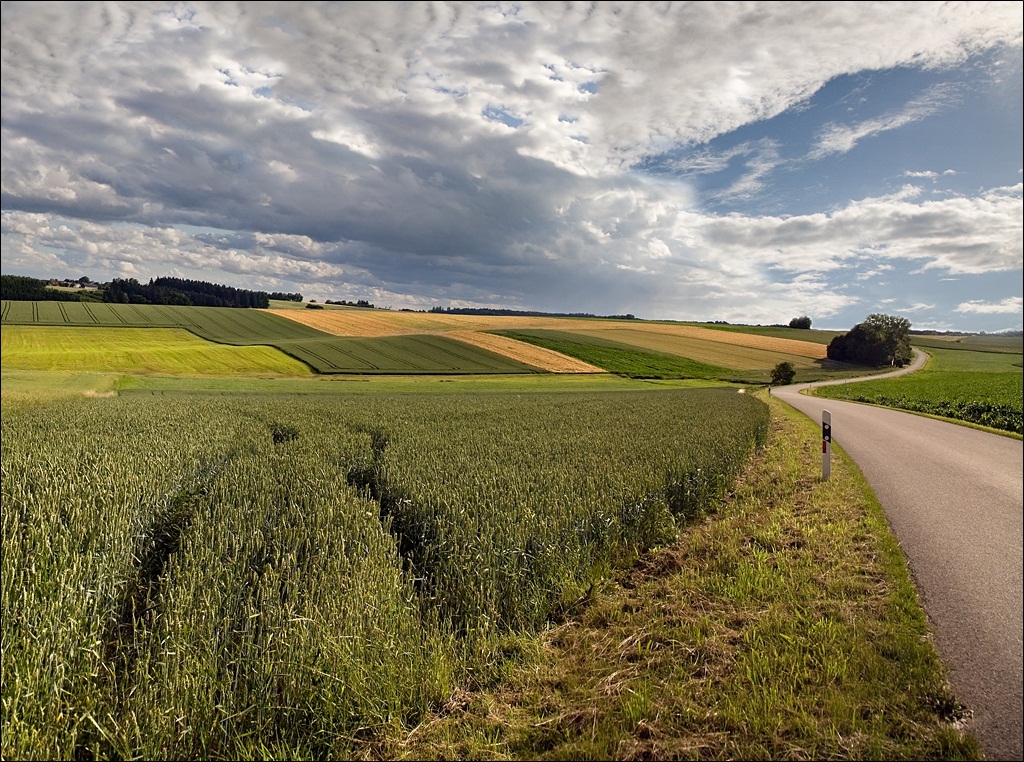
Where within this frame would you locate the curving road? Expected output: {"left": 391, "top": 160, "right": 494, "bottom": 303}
{"left": 772, "top": 353, "right": 1023, "bottom": 761}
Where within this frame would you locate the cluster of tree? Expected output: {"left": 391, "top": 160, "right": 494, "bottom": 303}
{"left": 103, "top": 277, "right": 271, "bottom": 308}
{"left": 427, "top": 306, "right": 637, "bottom": 319}
{"left": 1, "top": 275, "right": 85, "bottom": 301}
{"left": 269, "top": 291, "right": 304, "bottom": 302}
{"left": 827, "top": 314, "right": 912, "bottom": 367}
{"left": 789, "top": 315, "right": 812, "bottom": 329}
{"left": 324, "top": 299, "right": 374, "bottom": 308}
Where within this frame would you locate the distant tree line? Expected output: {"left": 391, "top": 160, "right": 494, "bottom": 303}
{"left": 325, "top": 299, "right": 374, "bottom": 308}
{"left": 270, "top": 292, "right": 304, "bottom": 302}
{"left": 103, "top": 277, "right": 271, "bottom": 308}
{"left": 427, "top": 306, "right": 637, "bottom": 320}
{"left": 1, "top": 275, "right": 85, "bottom": 301}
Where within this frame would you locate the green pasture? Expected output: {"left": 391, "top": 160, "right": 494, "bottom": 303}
{"left": 115, "top": 372, "right": 730, "bottom": 396}
{"left": 813, "top": 347, "right": 1023, "bottom": 434}
{"left": 910, "top": 333, "right": 1023, "bottom": 354}
{"left": 1, "top": 301, "right": 541, "bottom": 375}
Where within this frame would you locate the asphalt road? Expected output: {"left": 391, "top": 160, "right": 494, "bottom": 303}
{"left": 772, "top": 353, "right": 1023, "bottom": 761}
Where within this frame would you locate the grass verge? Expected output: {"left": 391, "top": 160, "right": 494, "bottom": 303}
{"left": 365, "top": 393, "right": 981, "bottom": 761}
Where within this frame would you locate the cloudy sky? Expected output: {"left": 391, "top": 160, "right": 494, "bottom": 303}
{"left": 2, "top": 1, "right": 1021, "bottom": 332}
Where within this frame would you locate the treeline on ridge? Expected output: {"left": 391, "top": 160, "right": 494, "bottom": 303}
{"left": 103, "top": 277, "right": 272, "bottom": 308}
{"left": 427, "top": 305, "right": 637, "bottom": 320}
{"left": 2, "top": 274, "right": 305, "bottom": 309}
{"left": 1, "top": 275, "right": 89, "bottom": 302}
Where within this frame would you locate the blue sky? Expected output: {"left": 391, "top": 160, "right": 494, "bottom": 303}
{"left": 2, "top": 1, "right": 1021, "bottom": 332}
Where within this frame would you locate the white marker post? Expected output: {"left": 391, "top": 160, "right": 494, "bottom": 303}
{"left": 822, "top": 410, "right": 832, "bottom": 481}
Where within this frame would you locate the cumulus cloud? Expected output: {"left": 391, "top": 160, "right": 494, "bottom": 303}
{"left": 955, "top": 297, "right": 1024, "bottom": 315}
{"left": 904, "top": 169, "right": 958, "bottom": 179}
{"left": 1, "top": 1, "right": 1021, "bottom": 328}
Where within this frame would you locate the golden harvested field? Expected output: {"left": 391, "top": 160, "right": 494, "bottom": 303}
{"left": 570, "top": 328, "right": 824, "bottom": 370}
{"left": 445, "top": 330, "right": 604, "bottom": 373}
{"left": 269, "top": 308, "right": 827, "bottom": 370}
{"left": 269, "top": 308, "right": 616, "bottom": 337}
{"left": 623, "top": 323, "right": 827, "bottom": 358}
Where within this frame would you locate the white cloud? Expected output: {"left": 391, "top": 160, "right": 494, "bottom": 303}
{"left": 896, "top": 302, "right": 937, "bottom": 313}
{"left": 1, "top": 1, "right": 1020, "bottom": 329}
{"left": 810, "top": 84, "right": 958, "bottom": 159}
{"left": 904, "top": 169, "right": 958, "bottom": 179}
{"left": 955, "top": 297, "right": 1024, "bottom": 315}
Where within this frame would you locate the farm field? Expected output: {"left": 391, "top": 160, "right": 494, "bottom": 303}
{"left": 647, "top": 321, "right": 842, "bottom": 346}
{"left": 1, "top": 299, "right": 327, "bottom": 341}
{"left": 0, "top": 377, "right": 978, "bottom": 760}
{"left": 2, "top": 300, "right": 854, "bottom": 380}
{"left": 495, "top": 329, "right": 735, "bottom": 379}
{"left": 813, "top": 346, "right": 1024, "bottom": 435}
{"left": 270, "top": 306, "right": 860, "bottom": 382}
{"left": 0, "top": 308, "right": 986, "bottom": 759}
{"left": 271, "top": 305, "right": 830, "bottom": 358}
{"left": 1, "top": 326, "right": 313, "bottom": 377}
{"left": 0, "top": 301, "right": 545, "bottom": 375}
{"left": 2, "top": 385, "right": 768, "bottom": 760}
{"left": 909, "top": 333, "right": 1023, "bottom": 353}
{"left": 501, "top": 327, "right": 822, "bottom": 378}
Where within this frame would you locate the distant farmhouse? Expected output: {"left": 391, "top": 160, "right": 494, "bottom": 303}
{"left": 47, "top": 277, "right": 102, "bottom": 290}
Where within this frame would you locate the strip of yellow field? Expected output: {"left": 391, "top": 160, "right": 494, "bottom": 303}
{"left": 446, "top": 330, "right": 605, "bottom": 373}
{"left": 570, "top": 328, "right": 822, "bottom": 370}
{"left": 267, "top": 308, "right": 616, "bottom": 337}
{"left": 2, "top": 326, "right": 313, "bottom": 377}
{"left": 269, "top": 308, "right": 827, "bottom": 360}
{"left": 588, "top": 324, "right": 828, "bottom": 360}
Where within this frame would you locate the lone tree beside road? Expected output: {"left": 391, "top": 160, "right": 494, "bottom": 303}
{"left": 771, "top": 361, "right": 796, "bottom": 385}
{"left": 827, "top": 313, "right": 912, "bottom": 367}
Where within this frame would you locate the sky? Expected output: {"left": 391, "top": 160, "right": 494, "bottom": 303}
{"left": 1, "top": 1, "right": 1022, "bottom": 333}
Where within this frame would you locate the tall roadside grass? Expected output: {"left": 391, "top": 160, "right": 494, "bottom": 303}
{"left": 2, "top": 387, "right": 766, "bottom": 760}
{"left": 378, "top": 393, "right": 981, "bottom": 761}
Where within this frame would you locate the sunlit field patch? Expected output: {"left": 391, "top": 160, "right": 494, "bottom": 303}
{"left": 445, "top": 330, "right": 605, "bottom": 373}
{"left": 568, "top": 327, "right": 823, "bottom": 370}
{"left": 1, "top": 326, "right": 313, "bottom": 376}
